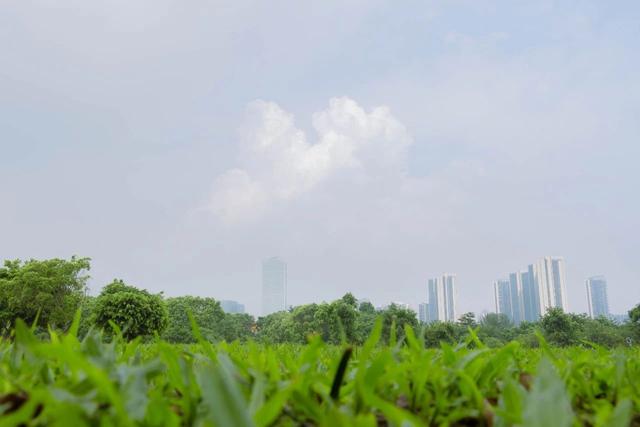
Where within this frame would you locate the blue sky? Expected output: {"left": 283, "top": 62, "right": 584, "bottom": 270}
{"left": 1, "top": 0, "right": 639, "bottom": 316}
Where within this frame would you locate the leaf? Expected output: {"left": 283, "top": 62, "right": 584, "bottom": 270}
{"left": 197, "top": 353, "right": 254, "bottom": 427}
{"left": 330, "top": 347, "right": 352, "bottom": 401}
{"left": 522, "top": 358, "right": 573, "bottom": 427}
{"left": 68, "top": 308, "right": 82, "bottom": 338}
{"left": 607, "top": 399, "right": 633, "bottom": 427}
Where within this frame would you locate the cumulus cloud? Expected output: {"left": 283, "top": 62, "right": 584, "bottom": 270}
{"left": 208, "top": 97, "right": 412, "bottom": 223}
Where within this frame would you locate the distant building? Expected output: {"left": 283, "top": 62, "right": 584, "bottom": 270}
{"left": 261, "top": 257, "right": 287, "bottom": 316}
{"left": 586, "top": 276, "right": 609, "bottom": 318}
{"left": 497, "top": 256, "right": 569, "bottom": 323}
{"left": 548, "top": 257, "right": 569, "bottom": 312}
{"left": 520, "top": 269, "right": 538, "bottom": 322}
{"left": 508, "top": 272, "right": 524, "bottom": 324}
{"left": 427, "top": 274, "right": 457, "bottom": 322}
{"left": 220, "top": 300, "right": 245, "bottom": 314}
{"left": 608, "top": 313, "right": 628, "bottom": 325}
{"left": 418, "top": 303, "right": 429, "bottom": 323}
{"left": 493, "top": 279, "right": 513, "bottom": 321}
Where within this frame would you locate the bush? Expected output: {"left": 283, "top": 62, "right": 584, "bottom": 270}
{"left": 93, "top": 280, "right": 168, "bottom": 340}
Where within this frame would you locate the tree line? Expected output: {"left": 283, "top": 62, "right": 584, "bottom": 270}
{"left": 1, "top": 257, "right": 639, "bottom": 347}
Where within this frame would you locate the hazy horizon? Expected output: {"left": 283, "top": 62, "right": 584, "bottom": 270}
{"left": 2, "top": 1, "right": 639, "bottom": 317}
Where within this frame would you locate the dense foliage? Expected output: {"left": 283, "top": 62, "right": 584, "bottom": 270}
{"left": 2, "top": 257, "right": 638, "bottom": 348}
{"left": 163, "top": 296, "right": 225, "bottom": 343}
{"left": 93, "top": 280, "right": 168, "bottom": 340}
{"left": 0, "top": 318, "right": 638, "bottom": 426}
{"left": 0, "top": 257, "right": 90, "bottom": 333}
{"left": 254, "top": 294, "right": 417, "bottom": 345}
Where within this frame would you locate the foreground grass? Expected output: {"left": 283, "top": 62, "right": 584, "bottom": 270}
{"left": 0, "top": 320, "right": 639, "bottom": 426}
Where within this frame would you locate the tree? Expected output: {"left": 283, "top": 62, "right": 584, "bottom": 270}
{"left": 256, "top": 311, "right": 295, "bottom": 343}
{"left": 628, "top": 304, "right": 640, "bottom": 341}
{"left": 476, "top": 313, "right": 515, "bottom": 346}
{"left": 629, "top": 304, "right": 640, "bottom": 324}
{"left": 340, "top": 293, "right": 358, "bottom": 308}
{"left": 358, "top": 301, "right": 376, "bottom": 314}
{"left": 219, "top": 313, "right": 255, "bottom": 342}
{"left": 330, "top": 296, "right": 358, "bottom": 343}
{"left": 163, "top": 296, "right": 225, "bottom": 343}
{"left": 77, "top": 296, "right": 96, "bottom": 339}
{"left": 458, "top": 312, "right": 477, "bottom": 329}
{"left": 93, "top": 280, "right": 168, "bottom": 340}
{"left": 354, "top": 307, "right": 377, "bottom": 344}
{"left": 380, "top": 304, "right": 418, "bottom": 344}
{"left": 582, "top": 316, "right": 625, "bottom": 347}
{"left": 423, "top": 321, "right": 466, "bottom": 347}
{"left": 0, "top": 256, "right": 90, "bottom": 331}
{"left": 540, "top": 308, "right": 578, "bottom": 346}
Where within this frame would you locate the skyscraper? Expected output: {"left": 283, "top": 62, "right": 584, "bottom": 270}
{"left": 521, "top": 257, "right": 568, "bottom": 319}
{"left": 427, "top": 274, "right": 457, "bottom": 322}
{"left": 493, "top": 274, "right": 524, "bottom": 324}
{"left": 548, "top": 257, "right": 569, "bottom": 312}
{"left": 586, "top": 276, "right": 609, "bottom": 318}
{"left": 520, "top": 269, "right": 538, "bottom": 322}
{"left": 418, "top": 303, "right": 429, "bottom": 323}
{"left": 493, "top": 279, "right": 512, "bottom": 320}
{"left": 261, "top": 257, "right": 287, "bottom": 316}
{"left": 508, "top": 272, "right": 524, "bottom": 324}
{"left": 500, "top": 257, "right": 569, "bottom": 322}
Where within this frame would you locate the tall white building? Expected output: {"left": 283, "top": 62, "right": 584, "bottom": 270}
{"left": 586, "top": 276, "right": 609, "bottom": 318}
{"left": 546, "top": 257, "right": 569, "bottom": 311}
{"left": 261, "top": 257, "right": 287, "bottom": 316}
{"left": 427, "top": 274, "right": 457, "bottom": 322}
{"left": 498, "top": 257, "right": 569, "bottom": 322}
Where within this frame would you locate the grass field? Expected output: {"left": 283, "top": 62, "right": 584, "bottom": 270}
{"left": 0, "top": 318, "right": 639, "bottom": 426}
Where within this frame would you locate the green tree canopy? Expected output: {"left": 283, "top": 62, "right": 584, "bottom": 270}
{"left": 630, "top": 304, "right": 640, "bottom": 324}
{"left": 423, "top": 321, "right": 467, "bottom": 347}
{"left": 540, "top": 308, "right": 579, "bottom": 346}
{"left": 458, "top": 312, "right": 477, "bottom": 329}
{"left": 93, "top": 280, "right": 168, "bottom": 340}
{"left": 381, "top": 304, "right": 418, "bottom": 344}
{"left": 358, "top": 301, "right": 376, "bottom": 314}
{"left": 163, "top": 296, "right": 225, "bottom": 343}
{"left": 0, "top": 256, "right": 90, "bottom": 331}
{"left": 219, "top": 313, "right": 255, "bottom": 342}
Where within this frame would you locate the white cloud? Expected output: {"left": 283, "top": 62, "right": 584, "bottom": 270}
{"left": 208, "top": 97, "right": 412, "bottom": 223}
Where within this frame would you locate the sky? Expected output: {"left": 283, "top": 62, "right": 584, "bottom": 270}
{"left": 1, "top": 0, "right": 639, "bottom": 317}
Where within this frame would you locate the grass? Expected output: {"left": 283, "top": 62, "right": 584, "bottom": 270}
{"left": 0, "top": 318, "right": 639, "bottom": 426}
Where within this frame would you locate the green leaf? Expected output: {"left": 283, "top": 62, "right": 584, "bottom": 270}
{"left": 197, "top": 353, "right": 254, "bottom": 427}
{"left": 522, "top": 358, "right": 573, "bottom": 427}
{"left": 607, "top": 399, "right": 633, "bottom": 427}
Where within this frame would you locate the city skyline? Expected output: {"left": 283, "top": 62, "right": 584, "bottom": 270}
{"left": 223, "top": 255, "right": 627, "bottom": 319}
{"left": 192, "top": 253, "right": 633, "bottom": 321}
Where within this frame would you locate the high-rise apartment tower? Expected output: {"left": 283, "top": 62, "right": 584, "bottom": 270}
{"left": 261, "top": 257, "right": 287, "bottom": 316}
{"left": 427, "top": 274, "right": 457, "bottom": 322}
{"left": 586, "top": 276, "right": 609, "bottom": 318}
